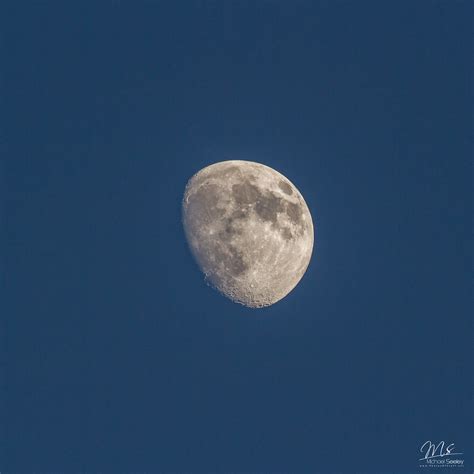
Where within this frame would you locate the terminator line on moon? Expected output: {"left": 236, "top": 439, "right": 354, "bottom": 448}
{"left": 182, "top": 160, "right": 314, "bottom": 308}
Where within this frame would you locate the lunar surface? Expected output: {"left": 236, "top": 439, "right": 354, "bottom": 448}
{"left": 182, "top": 160, "right": 314, "bottom": 308}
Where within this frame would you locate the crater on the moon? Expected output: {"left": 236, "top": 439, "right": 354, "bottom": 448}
{"left": 182, "top": 160, "right": 314, "bottom": 308}
{"left": 278, "top": 179, "right": 293, "bottom": 195}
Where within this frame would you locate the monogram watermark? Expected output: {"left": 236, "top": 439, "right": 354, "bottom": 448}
{"left": 419, "top": 440, "right": 464, "bottom": 468}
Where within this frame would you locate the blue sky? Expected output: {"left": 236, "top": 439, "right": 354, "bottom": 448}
{"left": 3, "top": 1, "right": 472, "bottom": 471}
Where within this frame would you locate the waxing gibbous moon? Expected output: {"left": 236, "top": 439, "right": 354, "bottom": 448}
{"left": 182, "top": 160, "right": 314, "bottom": 308}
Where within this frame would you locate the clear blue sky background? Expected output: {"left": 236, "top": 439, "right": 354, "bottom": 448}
{"left": 3, "top": 1, "right": 472, "bottom": 472}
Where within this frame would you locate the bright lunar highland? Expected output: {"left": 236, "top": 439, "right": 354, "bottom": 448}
{"left": 182, "top": 160, "right": 314, "bottom": 308}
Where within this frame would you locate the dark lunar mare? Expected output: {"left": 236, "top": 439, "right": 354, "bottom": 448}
{"left": 231, "top": 179, "right": 304, "bottom": 241}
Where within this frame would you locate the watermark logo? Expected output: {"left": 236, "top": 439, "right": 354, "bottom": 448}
{"left": 419, "top": 440, "right": 464, "bottom": 468}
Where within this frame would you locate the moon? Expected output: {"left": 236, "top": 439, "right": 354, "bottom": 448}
{"left": 182, "top": 160, "right": 314, "bottom": 308}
